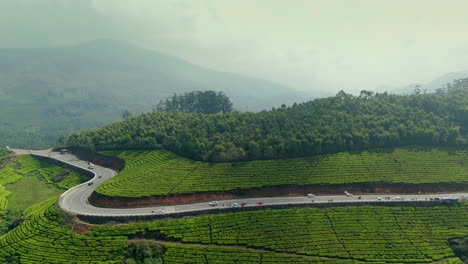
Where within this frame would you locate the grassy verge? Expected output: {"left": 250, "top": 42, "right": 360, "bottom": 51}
{"left": 0, "top": 155, "right": 89, "bottom": 233}
{"left": 6, "top": 175, "right": 63, "bottom": 210}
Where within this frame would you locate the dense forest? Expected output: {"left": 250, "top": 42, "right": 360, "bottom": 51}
{"left": 68, "top": 79, "right": 468, "bottom": 162}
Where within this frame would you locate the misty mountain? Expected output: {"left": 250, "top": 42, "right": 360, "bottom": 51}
{"left": 387, "top": 71, "right": 468, "bottom": 94}
{"left": 0, "top": 39, "right": 311, "bottom": 148}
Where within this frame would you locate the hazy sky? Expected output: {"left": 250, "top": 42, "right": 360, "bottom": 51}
{"left": 2, "top": 0, "right": 468, "bottom": 94}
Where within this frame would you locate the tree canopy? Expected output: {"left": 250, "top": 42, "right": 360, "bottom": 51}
{"left": 156, "top": 90, "right": 233, "bottom": 114}
{"left": 68, "top": 79, "right": 468, "bottom": 162}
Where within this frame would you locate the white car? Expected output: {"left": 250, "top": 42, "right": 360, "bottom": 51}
{"left": 208, "top": 201, "right": 219, "bottom": 206}
{"left": 307, "top": 193, "right": 315, "bottom": 198}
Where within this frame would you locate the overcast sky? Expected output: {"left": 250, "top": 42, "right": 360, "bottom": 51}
{"left": 2, "top": 0, "right": 468, "bottom": 94}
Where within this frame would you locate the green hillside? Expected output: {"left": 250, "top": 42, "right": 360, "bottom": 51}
{"left": 95, "top": 147, "right": 468, "bottom": 198}
{"left": 0, "top": 155, "right": 87, "bottom": 214}
{"left": 0, "top": 39, "right": 309, "bottom": 149}
{"left": 1, "top": 198, "right": 466, "bottom": 263}
{"left": 69, "top": 83, "right": 468, "bottom": 162}
{"left": 0, "top": 198, "right": 126, "bottom": 264}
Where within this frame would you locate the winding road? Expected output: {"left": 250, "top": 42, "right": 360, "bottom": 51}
{"left": 11, "top": 148, "right": 468, "bottom": 218}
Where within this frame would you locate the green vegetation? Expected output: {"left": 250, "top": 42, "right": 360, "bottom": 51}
{"left": 92, "top": 204, "right": 468, "bottom": 263}
{"left": 0, "top": 197, "right": 466, "bottom": 263}
{"left": 0, "top": 148, "right": 11, "bottom": 156}
{"left": 450, "top": 237, "right": 468, "bottom": 263}
{"left": 69, "top": 81, "right": 467, "bottom": 162}
{"left": 6, "top": 177, "right": 62, "bottom": 210}
{"left": 1, "top": 155, "right": 87, "bottom": 191}
{"left": 156, "top": 90, "right": 233, "bottom": 114}
{"left": 124, "top": 240, "right": 164, "bottom": 264}
{"left": 0, "top": 155, "right": 87, "bottom": 217}
{"left": 0, "top": 198, "right": 127, "bottom": 264}
{"left": 161, "top": 244, "right": 358, "bottom": 264}
{"left": 96, "top": 147, "right": 468, "bottom": 198}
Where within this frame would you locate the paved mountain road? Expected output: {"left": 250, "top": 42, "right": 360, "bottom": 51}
{"left": 11, "top": 149, "right": 468, "bottom": 217}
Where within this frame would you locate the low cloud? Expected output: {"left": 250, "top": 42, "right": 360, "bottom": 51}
{"left": 2, "top": 0, "right": 468, "bottom": 94}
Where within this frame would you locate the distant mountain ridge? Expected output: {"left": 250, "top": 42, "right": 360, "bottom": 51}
{"left": 0, "top": 39, "right": 312, "bottom": 148}
{"left": 385, "top": 71, "right": 468, "bottom": 94}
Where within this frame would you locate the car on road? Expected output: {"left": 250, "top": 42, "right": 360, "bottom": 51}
{"left": 256, "top": 202, "right": 264, "bottom": 206}
{"left": 87, "top": 182, "right": 94, "bottom": 186}
{"left": 208, "top": 201, "right": 219, "bottom": 206}
{"left": 307, "top": 193, "right": 315, "bottom": 198}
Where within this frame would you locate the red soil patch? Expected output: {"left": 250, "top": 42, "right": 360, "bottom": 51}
{"left": 71, "top": 222, "right": 95, "bottom": 234}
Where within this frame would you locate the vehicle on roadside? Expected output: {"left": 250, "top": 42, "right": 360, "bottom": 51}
{"left": 433, "top": 197, "right": 458, "bottom": 202}
{"left": 344, "top": 191, "right": 353, "bottom": 197}
{"left": 307, "top": 193, "right": 315, "bottom": 198}
{"left": 208, "top": 201, "right": 219, "bottom": 206}
{"left": 392, "top": 197, "right": 402, "bottom": 201}
{"left": 256, "top": 201, "right": 264, "bottom": 206}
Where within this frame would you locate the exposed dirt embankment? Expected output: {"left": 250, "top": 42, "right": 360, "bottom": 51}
{"left": 89, "top": 182, "right": 468, "bottom": 208}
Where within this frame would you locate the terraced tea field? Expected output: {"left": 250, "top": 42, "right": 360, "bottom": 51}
{"left": 1, "top": 193, "right": 466, "bottom": 263}
{"left": 92, "top": 203, "right": 468, "bottom": 263}
{"left": 0, "top": 198, "right": 127, "bottom": 264}
{"left": 96, "top": 147, "right": 468, "bottom": 198}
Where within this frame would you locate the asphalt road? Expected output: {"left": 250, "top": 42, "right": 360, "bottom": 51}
{"left": 11, "top": 148, "right": 468, "bottom": 217}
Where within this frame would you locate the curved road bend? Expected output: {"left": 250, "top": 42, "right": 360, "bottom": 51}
{"left": 11, "top": 149, "right": 468, "bottom": 217}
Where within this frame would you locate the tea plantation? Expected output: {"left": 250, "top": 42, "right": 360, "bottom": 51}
{"left": 95, "top": 147, "right": 468, "bottom": 198}
{"left": 0, "top": 198, "right": 127, "bottom": 264}
{"left": 3, "top": 200, "right": 465, "bottom": 263}
{"left": 0, "top": 150, "right": 466, "bottom": 263}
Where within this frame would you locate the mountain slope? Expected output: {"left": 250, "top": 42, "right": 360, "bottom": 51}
{"left": 0, "top": 39, "right": 311, "bottom": 148}
{"left": 387, "top": 71, "right": 468, "bottom": 94}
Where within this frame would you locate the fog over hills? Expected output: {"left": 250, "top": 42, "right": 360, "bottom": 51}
{"left": 379, "top": 71, "right": 468, "bottom": 95}
{"left": 0, "top": 39, "right": 312, "bottom": 148}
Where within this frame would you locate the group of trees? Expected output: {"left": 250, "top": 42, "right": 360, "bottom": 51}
{"left": 67, "top": 81, "right": 468, "bottom": 162}
{"left": 155, "top": 90, "right": 233, "bottom": 114}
